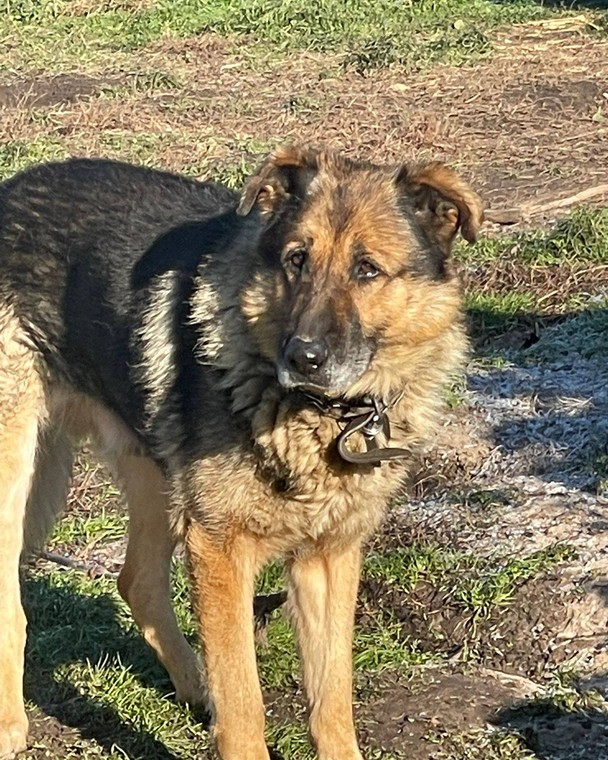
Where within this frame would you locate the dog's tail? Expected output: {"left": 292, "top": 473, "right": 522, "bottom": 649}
{"left": 23, "top": 426, "right": 74, "bottom": 554}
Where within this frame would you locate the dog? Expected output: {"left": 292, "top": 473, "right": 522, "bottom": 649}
{"left": 0, "top": 146, "right": 482, "bottom": 759}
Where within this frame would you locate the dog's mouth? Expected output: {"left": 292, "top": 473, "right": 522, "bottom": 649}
{"left": 276, "top": 361, "right": 369, "bottom": 399}
{"left": 276, "top": 363, "right": 338, "bottom": 395}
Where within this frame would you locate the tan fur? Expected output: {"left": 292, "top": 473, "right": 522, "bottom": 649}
{"left": 23, "top": 426, "right": 73, "bottom": 552}
{"left": 186, "top": 525, "right": 269, "bottom": 760}
{"left": 0, "top": 305, "right": 45, "bottom": 757}
{"left": 287, "top": 542, "right": 363, "bottom": 759}
{"left": 115, "top": 453, "right": 204, "bottom": 706}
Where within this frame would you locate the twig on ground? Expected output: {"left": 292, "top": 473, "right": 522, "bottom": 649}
{"left": 35, "top": 550, "right": 118, "bottom": 579}
{"left": 485, "top": 184, "right": 608, "bottom": 225}
{"left": 478, "top": 666, "right": 544, "bottom": 697}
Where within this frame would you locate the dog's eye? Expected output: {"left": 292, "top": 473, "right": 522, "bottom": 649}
{"left": 355, "top": 259, "right": 381, "bottom": 281}
{"left": 285, "top": 248, "right": 307, "bottom": 272}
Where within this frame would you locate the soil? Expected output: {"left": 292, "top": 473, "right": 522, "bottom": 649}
{"left": 0, "top": 74, "right": 113, "bottom": 108}
{"left": 26, "top": 712, "right": 98, "bottom": 760}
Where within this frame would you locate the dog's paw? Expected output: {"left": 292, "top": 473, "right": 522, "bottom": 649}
{"left": 174, "top": 676, "right": 208, "bottom": 709}
{"left": 173, "top": 653, "right": 209, "bottom": 709}
{"left": 0, "top": 712, "right": 28, "bottom": 758}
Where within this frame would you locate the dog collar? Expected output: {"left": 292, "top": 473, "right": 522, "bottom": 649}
{"left": 296, "top": 390, "right": 410, "bottom": 466}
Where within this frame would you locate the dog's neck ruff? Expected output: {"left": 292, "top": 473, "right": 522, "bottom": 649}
{"left": 297, "top": 390, "right": 410, "bottom": 466}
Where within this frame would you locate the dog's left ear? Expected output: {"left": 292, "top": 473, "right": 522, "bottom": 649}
{"left": 237, "top": 146, "right": 319, "bottom": 219}
{"left": 395, "top": 162, "right": 484, "bottom": 250}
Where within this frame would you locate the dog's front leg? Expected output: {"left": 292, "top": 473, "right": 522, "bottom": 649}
{"left": 186, "top": 524, "right": 269, "bottom": 760}
{"left": 288, "top": 541, "right": 363, "bottom": 760}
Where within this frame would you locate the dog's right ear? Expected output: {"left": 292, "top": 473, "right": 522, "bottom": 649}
{"left": 237, "top": 146, "right": 319, "bottom": 218}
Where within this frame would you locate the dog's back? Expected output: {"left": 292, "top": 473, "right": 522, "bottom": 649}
{"left": 0, "top": 159, "right": 238, "bottom": 446}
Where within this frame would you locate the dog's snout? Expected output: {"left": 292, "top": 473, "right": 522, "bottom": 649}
{"left": 284, "top": 336, "right": 328, "bottom": 376}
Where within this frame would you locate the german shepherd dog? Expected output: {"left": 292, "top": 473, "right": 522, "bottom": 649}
{"left": 0, "top": 146, "right": 482, "bottom": 759}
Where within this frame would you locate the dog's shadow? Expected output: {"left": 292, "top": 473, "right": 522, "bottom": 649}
{"left": 22, "top": 575, "right": 290, "bottom": 759}
{"left": 494, "top": 695, "right": 608, "bottom": 760}
{"left": 22, "top": 575, "right": 207, "bottom": 759}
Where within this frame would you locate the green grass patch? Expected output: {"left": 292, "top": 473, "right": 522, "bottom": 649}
{"left": 465, "top": 291, "right": 537, "bottom": 340}
{"left": 257, "top": 614, "right": 300, "bottom": 689}
{"left": 0, "top": 133, "right": 266, "bottom": 188}
{"left": 24, "top": 568, "right": 204, "bottom": 757}
{"left": 457, "top": 207, "right": 608, "bottom": 266}
{"left": 49, "top": 511, "right": 126, "bottom": 549}
{"left": 354, "top": 620, "right": 433, "bottom": 673}
{"left": 452, "top": 545, "right": 574, "bottom": 616}
{"left": 265, "top": 720, "right": 314, "bottom": 760}
{"left": 364, "top": 542, "right": 575, "bottom": 618}
{"left": 0, "top": 138, "right": 70, "bottom": 181}
{"left": 1, "top": 0, "right": 581, "bottom": 73}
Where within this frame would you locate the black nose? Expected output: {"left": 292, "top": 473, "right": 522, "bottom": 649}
{"left": 283, "top": 336, "right": 328, "bottom": 376}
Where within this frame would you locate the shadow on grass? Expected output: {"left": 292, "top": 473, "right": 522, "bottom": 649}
{"left": 22, "top": 575, "right": 208, "bottom": 759}
{"left": 465, "top": 305, "right": 608, "bottom": 492}
{"left": 493, "top": 693, "right": 608, "bottom": 760}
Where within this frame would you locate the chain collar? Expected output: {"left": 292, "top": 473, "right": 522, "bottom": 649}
{"left": 296, "top": 390, "right": 409, "bottom": 466}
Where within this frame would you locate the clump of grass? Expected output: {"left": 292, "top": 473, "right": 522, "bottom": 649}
{"left": 0, "top": 139, "right": 69, "bottom": 181}
{"left": 265, "top": 720, "right": 314, "bottom": 760}
{"left": 429, "top": 727, "right": 537, "bottom": 760}
{"left": 256, "top": 614, "right": 300, "bottom": 689}
{"left": 354, "top": 620, "right": 434, "bottom": 673}
{"left": 457, "top": 207, "right": 608, "bottom": 266}
{"left": 465, "top": 291, "right": 537, "bottom": 340}
{"left": 453, "top": 545, "right": 575, "bottom": 617}
{"left": 364, "top": 543, "right": 458, "bottom": 589}
{"left": 49, "top": 511, "right": 127, "bottom": 549}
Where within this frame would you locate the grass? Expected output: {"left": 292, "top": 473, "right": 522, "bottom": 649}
{"left": 456, "top": 207, "right": 608, "bottom": 266}
{"left": 49, "top": 511, "right": 127, "bottom": 549}
{"left": 363, "top": 542, "right": 574, "bottom": 617}
{"left": 458, "top": 207, "right": 608, "bottom": 351}
{"left": 526, "top": 307, "right": 608, "bottom": 361}
{"left": 0, "top": 139, "right": 70, "bottom": 180}
{"left": 27, "top": 510, "right": 574, "bottom": 756}
{"left": 428, "top": 728, "right": 537, "bottom": 760}
{"left": 24, "top": 569, "right": 202, "bottom": 758}
{"left": 1, "top": 0, "right": 577, "bottom": 73}
{"left": 465, "top": 291, "right": 537, "bottom": 342}
{"left": 0, "top": 135, "right": 269, "bottom": 186}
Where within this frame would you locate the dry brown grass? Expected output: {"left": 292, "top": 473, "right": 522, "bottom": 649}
{"left": 2, "top": 19, "right": 608, "bottom": 211}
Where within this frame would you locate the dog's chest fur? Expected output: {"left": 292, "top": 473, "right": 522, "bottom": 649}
{"left": 179, "top": 401, "right": 405, "bottom": 553}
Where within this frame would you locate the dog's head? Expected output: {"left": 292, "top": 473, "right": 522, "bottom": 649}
{"left": 239, "top": 146, "right": 482, "bottom": 399}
